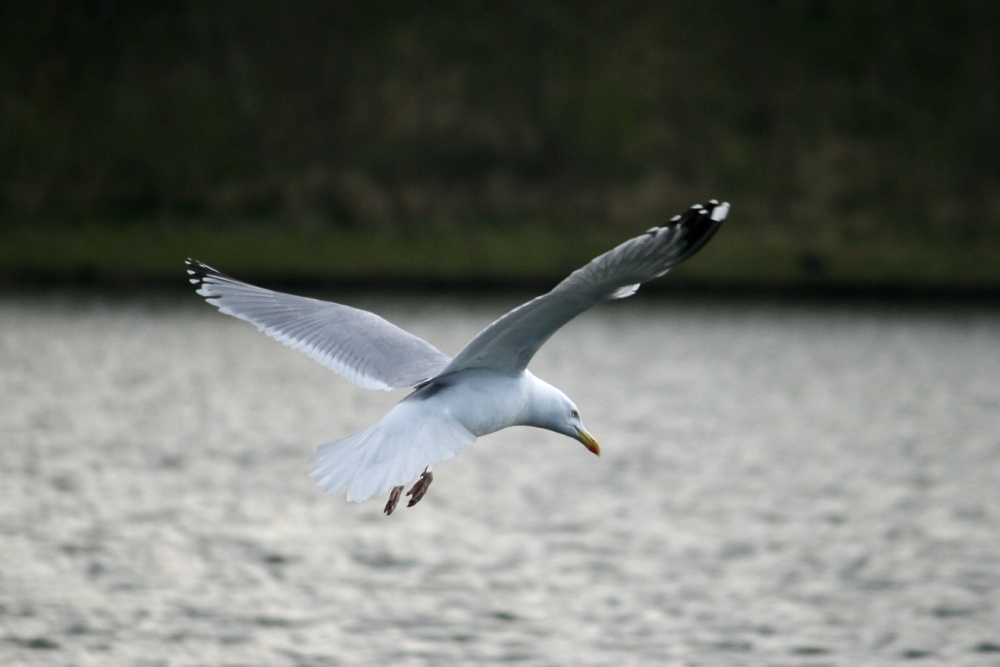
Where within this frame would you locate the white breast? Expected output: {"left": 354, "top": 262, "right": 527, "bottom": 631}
{"left": 417, "top": 369, "right": 533, "bottom": 438}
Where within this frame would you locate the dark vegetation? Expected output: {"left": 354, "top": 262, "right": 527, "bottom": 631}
{"left": 1, "top": 2, "right": 998, "bottom": 288}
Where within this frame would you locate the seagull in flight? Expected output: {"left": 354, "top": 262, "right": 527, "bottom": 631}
{"left": 187, "top": 200, "right": 728, "bottom": 514}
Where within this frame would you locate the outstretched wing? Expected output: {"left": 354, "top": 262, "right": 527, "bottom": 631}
{"left": 433, "top": 200, "right": 728, "bottom": 377}
{"left": 186, "top": 259, "right": 451, "bottom": 390}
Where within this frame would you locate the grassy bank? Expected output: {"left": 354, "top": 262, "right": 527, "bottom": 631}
{"left": 3, "top": 222, "right": 999, "bottom": 295}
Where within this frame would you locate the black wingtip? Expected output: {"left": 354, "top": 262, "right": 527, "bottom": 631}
{"left": 668, "top": 199, "right": 728, "bottom": 264}
{"left": 185, "top": 258, "right": 224, "bottom": 288}
{"left": 185, "top": 258, "right": 206, "bottom": 287}
{"left": 184, "top": 257, "right": 228, "bottom": 293}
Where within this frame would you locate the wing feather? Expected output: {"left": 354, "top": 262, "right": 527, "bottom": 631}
{"left": 433, "top": 200, "right": 728, "bottom": 376}
{"left": 186, "top": 260, "right": 451, "bottom": 390}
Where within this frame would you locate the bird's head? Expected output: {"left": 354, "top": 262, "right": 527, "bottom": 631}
{"left": 529, "top": 377, "right": 601, "bottom": 456}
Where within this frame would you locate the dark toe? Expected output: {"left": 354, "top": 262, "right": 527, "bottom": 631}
{"left": 384, "top": 485, "right": 403, "bottom": 515}
{"left": 405, "top": 469, "right": 434, "bottom": 507}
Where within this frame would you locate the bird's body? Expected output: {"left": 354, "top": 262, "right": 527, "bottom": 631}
{"left": 310, "top": 369, "right": 575, "bottom": 505}
{"left": 188, "top": 199, "right": 728, "bottom": 514}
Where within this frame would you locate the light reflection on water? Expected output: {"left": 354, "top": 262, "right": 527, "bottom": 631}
{"left": 2, "top": 293, "right": 999, "bottom": 665}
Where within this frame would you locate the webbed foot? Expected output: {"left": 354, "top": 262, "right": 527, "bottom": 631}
{"left": 384, "top": 485, "right": 404, "bottom": 515}
{"left": 405, "top": 468, "right": 434, "bottom": 507}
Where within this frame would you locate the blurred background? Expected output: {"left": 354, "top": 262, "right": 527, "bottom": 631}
{"left": 1, "top": 1, "right": 998, "bottom": 291}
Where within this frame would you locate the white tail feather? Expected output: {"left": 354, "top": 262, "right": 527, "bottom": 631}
{"left": 309, "top": 400, "right": 476, "bottom": 502}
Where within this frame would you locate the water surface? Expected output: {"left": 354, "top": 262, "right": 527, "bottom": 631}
{"left": 2, "top": 293, "right": 999, "bottom": 665}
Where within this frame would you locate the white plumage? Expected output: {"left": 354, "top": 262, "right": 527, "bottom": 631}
{"left": 188, "top": 200, "right": 728, "bottom": 514}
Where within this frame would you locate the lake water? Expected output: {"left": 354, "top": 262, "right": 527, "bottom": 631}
{"left": 2, "top": 292, "right": 999, "bottom": 666}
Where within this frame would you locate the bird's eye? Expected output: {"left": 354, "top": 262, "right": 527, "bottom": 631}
{"left": 571, "top": 409, "right": 579, "bottom": 419}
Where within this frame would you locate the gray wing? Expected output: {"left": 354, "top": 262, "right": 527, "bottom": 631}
{"left": 186, "top": 260, "right": 451, "bottom": 390}
{"left": 433, "top": 200, "right": 728, "bottom": 378}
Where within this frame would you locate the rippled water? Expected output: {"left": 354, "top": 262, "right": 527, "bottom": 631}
{"left": 2, "top": 292, "right": 1000, "bottom": 666}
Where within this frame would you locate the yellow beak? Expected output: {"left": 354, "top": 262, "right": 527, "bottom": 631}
{"left": 576, "top": 429, "right": 601, "bottom": 457}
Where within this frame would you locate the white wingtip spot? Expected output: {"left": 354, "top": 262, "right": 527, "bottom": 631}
{"left": 711, "top": 201, "right": 730, "bottom": 222}
{"left": 610, "top": 283, "right": 640, "bottom": 299}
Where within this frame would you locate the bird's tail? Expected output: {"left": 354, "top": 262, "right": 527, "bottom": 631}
{"left": 308, "top": 401, "right": 476, "bottom": 502}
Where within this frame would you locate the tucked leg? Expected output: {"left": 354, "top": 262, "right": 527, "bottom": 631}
{"left": 406, "top": 468, "right": 434, "bottom": 507}
{"left": 384, "top": 485, "right": 404, "bottom": 515}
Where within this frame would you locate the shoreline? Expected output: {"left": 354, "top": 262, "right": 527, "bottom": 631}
{"left": 2, "top": 270, "right": 998, "bottom": 307}
{"left": 2, "top": 223, "right": 998, "bottom": 302}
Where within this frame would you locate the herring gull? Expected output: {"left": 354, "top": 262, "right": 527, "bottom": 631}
{"left": 187, "top": 200, "right": 728, "bottom": 514}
